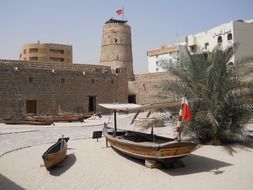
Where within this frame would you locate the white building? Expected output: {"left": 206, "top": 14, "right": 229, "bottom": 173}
{"left": 187, "top": 19, "right": 253, "bottom": 65}
{"left": 147, "top": 44, "right": 186, "bottom": 73}
{"left": 148, "top": 19, "right": 253, "bottom": 72}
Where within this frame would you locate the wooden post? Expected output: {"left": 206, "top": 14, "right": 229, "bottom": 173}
{"left": 114, "top": 109, "right": 117, "bottom": 133}
{"left": 146, "top": 110, "right": 151, "bottom": 118}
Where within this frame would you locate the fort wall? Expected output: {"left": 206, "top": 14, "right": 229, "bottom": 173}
{"left": 0, "top": 60, "right": 128, "bottom": 119}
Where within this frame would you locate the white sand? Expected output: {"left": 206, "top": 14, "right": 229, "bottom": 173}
{"left": 0, "top": 138, "right": 253, "bottom": 190}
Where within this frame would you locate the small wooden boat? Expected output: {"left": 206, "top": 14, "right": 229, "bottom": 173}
{"left": 99, "top": 103, "right": 198, "bottom": 165}
{"left": 42, "top": 137, "right": 69, "bottom": 170}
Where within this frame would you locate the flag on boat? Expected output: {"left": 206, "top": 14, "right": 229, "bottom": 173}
{"left": 182, "top": 97, "right": 192, "bottom": 123}
{"left": 116, "top": 9, "right": 124, "bottom": 15}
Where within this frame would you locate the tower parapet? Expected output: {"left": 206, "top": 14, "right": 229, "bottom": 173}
{"left": 100, "top": 18, "right": 134, "bottom": 81}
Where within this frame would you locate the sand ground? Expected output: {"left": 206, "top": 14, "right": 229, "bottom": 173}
{"left": 0, "top": 113, "right": 253, "bottom": 190}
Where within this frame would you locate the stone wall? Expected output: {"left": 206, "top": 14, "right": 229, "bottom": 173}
{"left": 0, "top": 60, "right": 128, "bottom": 119}
{"left": 129, "top": 72, "right": 177, "bottom": 105}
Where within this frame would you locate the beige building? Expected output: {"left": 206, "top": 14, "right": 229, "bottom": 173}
{"left": 19, "top": 42, "right": 72, "bottom": 64}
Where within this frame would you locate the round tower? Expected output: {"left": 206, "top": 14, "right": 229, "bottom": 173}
{"left": 100, "top": 18, "right": 134, "bottom": 80}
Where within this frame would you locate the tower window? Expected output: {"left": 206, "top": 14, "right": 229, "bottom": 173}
{"left": 115, "top": 38, "right": 118, "bottom": 43}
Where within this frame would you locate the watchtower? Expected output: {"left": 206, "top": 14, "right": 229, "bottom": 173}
{"left": 100, "top": 18, "right": 134, "bottom": 81}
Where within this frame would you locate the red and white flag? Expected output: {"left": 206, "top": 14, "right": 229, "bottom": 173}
{"left": 116, "top": 9, "right": 123, "bottom": 15}
{"left": 181, "top": 97, "right": 192, "bottom": 123}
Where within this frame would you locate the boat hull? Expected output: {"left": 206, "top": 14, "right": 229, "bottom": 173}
{"left": 42, "top": 139, "right": 68, "bottom": 170}
{"left": 103, "top": 127, "right": 197, "bottom": 161}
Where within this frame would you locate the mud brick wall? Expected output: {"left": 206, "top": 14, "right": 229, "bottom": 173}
{"left": 0, "top": 60, "right": 128, "bottom": 119}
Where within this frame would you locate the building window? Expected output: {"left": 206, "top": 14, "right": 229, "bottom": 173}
{"left": 23, "top": 49, "right": 26, "bottom": 54}
{"left": 227, "top": 33, "right": 232, "bottom": 41}
{"left": 91, "top": 79, "right": 95, "bottom": 84}
{"left": 50, "top": 49, "right": 64, "bottom": 54}
{"left": 96, "top": 68, "right": 102, "bottom": 72}
{"left": 205, "top": 42, "right": 209, "bottom": 50}
{"left": 217, "top": 36, "right": 222, "bottom": 44}
{"left": 111, "top": 79, "right": 114, "bottom": 84}
{"left": 128, "top": 95, "right": 136, "bottom": 104}
{"left": 189, "top": 45, "right": 197, "bottom": 53}
{"left": 50, "top": 57, "right": 64, "bottom": 62}
{"left": 156, "top": 61, "right": 159, "bottom": 66}
{"left": 29, "top": 48, "right": 38, "bottom": 53}
{"left": 29, "top": 57, "right": 38, "bottom": 61}
{"left": 156, "top": 68, "right": 159, "bottom": 71}
{"left": 61, "top": 78, "right": 65, "bottom": 83}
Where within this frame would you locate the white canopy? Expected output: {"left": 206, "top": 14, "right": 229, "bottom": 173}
{"left": 99, "top": 103, "right": 142, "bottom": 111}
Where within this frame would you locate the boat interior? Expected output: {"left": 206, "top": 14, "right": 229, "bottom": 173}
{"left": 107, "top": 129, "right": 174, "bottom": 144}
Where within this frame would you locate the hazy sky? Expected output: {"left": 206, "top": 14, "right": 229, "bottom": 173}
{"left": 0, "top": 0, "right": 252, "bottom": 73}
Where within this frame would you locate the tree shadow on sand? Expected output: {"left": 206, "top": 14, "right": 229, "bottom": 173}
{"left": 49, "top": 153, "right": 76, "bottom": 176}
{"left": 163, "top": 154, "right": 232, "bottom": 176}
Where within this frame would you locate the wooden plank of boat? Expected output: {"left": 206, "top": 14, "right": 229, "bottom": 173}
{"left": 103, "top": 126, "right": 197, "bottom": 161}
{"left": 42, "top": 137, "right": 69, "bottom": 170}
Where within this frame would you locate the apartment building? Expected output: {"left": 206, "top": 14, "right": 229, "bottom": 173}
{"left": 148, "top": 18, "right": 253, "bottom": 72}
{"left": 19, "top": 42, "right": 72, "bottom": 64}
{"left": 147, "top": 44, "right": 186, "bottom": 73}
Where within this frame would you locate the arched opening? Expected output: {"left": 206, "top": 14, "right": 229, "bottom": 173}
{"left": 217, "top": 36, "right": 222, "bottom": 44}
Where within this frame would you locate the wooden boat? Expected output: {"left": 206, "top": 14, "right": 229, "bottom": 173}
{"left": 42, "top": 137, "right": 69, "bottom": 170}
{"left": 99, "top": 103, "right": 198, "bottom": 164}
{"left": 2, "top": 119, "right": 53, "bottom": 125}
{"left": 30, "top": 113, "right": 93, "bottom": 122}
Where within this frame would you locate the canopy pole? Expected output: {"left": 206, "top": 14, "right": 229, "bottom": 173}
{"left": 114, "top": 109, "right": 117, "bottom": 133}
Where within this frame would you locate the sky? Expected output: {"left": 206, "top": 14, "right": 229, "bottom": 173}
{"left": 0, "top": 0, "right": 253, "bottom": 74}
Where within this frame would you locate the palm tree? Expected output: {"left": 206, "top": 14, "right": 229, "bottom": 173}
{"left": 160, "top": 46, "right": 253, "bottom": 144}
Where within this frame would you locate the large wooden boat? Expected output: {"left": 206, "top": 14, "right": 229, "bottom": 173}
{"left": 2, "top": 119, "right": 53, "bottom": 125}
{"left": 103, "top": 126, "right": 197, "bottom": 161}
{"left": 42, "top": 137, "right": 69, "bottom": 170}
{"left": 29, "top": 113, "right": 93, "bottom": 122}
{"left": 99, "top": 103, "right": 198, "bottom": 164}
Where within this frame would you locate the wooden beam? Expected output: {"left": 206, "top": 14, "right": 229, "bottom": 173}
{"left": 130, "top": 110, "right": 140, "bottom": 124}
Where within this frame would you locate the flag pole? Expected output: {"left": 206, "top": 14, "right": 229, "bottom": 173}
{"left": 122, "top": 7, "right": 125, "bottom": 20}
